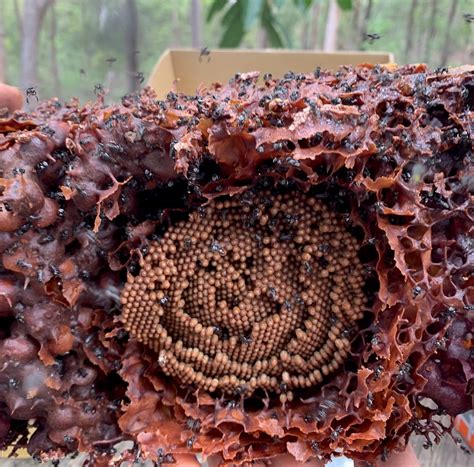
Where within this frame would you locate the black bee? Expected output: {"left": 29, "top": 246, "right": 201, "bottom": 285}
{"left": 40, "top": 125, "right": 55, "bottom": 137}
{"left": 9, "top": 378, "right": 20, "bottom": 389}
{"left": 105, "top": 57, "right": 117, "bottom": 65}
{"left": 199, "top": 47, "right": 211, "bottom": 63}
{"left": 310, "top": 440, "right": 319, "bottom": 452}
{"left": 412, "top": 286, "right": 422, "bottom": 298}
{"left": 94, "top": 83, "right": 104, "bottom": 96}
{"left": 135, "top": 72, "right": 145, "bottom": 84}
{"left": 463, "top": 13, "right": 474, "bottom": 23}
{"left": 210, "top": 240, "right": 225, "bottom": 255}
{"left": 16, "top": 259, "right": 32, "bottom": 269}
{"left": 185, "top": 417, "right": 201, "bottom": 432}
{"left": 365, "top": 33, "right": 382, "bottom": 44}
{"left": 25, "top": 86, "right": 38, "bottom": 104}
{"left": 267, "top": 287, "right": 278, "bottom": 301}
{"left": 239, "top": 335, "right": 252, "bottom": 344}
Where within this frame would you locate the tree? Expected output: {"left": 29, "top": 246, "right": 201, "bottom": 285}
{"left": 20, "top": 0, "right": 54, "bottom": 90}
{"left": 357, "top": 0, "right": 372, "bottom": 47}
{"left": 257, "top": 29, "right": 268, "bottom": 48}
{"left": 423, "top": 0, "right": 438, "bottom": 63}
{"left": 301, "top": 1, "right": 321, "bottom": 49}
{"left": 440, "top": 0, "right": 458, "bottom": 66}
{"left": 351, "top": 0, "right": 360, "bottom": 46}
{"left": 171, "top": 8, "right": 181, "bottom": 47}
{"left": 300, "top": 12, "right": 310, "bottom": 49}
{"left": 191, "top": 0, "right": 202, "bottom": 48}
{"left": 309, "top": 1, "right": 321, "bottom": 49}
{"left": 0, "top": 0, "right": 6, "bottom": 82}
{"left": 323, "top": 0, "right": 340, "bottom": 51}
{"left": 404, "top": 0, "right": 418, "bottom": 62}
{"left": 48, "top": 2, "right": 60, "bottom": 97}
{"left": 125, "top": 0, "right": 139, "bottom": 93}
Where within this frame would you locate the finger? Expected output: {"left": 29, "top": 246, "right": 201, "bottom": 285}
{"left": 0, "top": 83, "right": 23, "bottom": 113}
{"left": 382, "top": 445, "right": 420, "bottom": 467}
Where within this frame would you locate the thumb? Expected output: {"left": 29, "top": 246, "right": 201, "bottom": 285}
{"left": 0, "top": 83, "right": 23, "bottom": 114}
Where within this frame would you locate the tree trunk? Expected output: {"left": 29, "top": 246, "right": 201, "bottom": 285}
{"left": 323, "top": 0, "right": 340, "bottom": 52}
{"left": 404, "top": 0, "right": 418, "bottom": 62}
{"left": 423, "top": 0, "right": 438, "bottom": 63}
{"left": 20, "top": 0, "right": 53, "bottom": 90}
{"left": 125, "top": 0, "right": 139, "bottom": 93}
{"left": 0, "top": 0, "right": 6, "bottom": 82}
{"left": 257, "top": 29, "right": 268, "bottom": 48}
{"left": 171, "top": 8, "right": 181, "bottom": 47}
{"left": 309, "top": 2, "right": 321, "bottom": 49}
{"left": 440, "top": 0, "right": 458, "bottom": 66}
{"left": 358, "top": 0, "right": 373, "bottom": 46}
{"left": 49, "top": 2, "right": 60, "bottom": 97}
{"left": 191, "top": 0, "right": 202, "bottom": 48}
{"left": 13, "top": 0, "right": 22, "bottom": 35}
{"left": 300, "top": 17, "right": 309, "bottom": 49}
{"left": 351, "top": 0, "right": 360, "bottom": 46}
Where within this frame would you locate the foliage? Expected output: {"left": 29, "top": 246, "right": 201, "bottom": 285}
{"left": 207, "top": 0, "right": 284, "bottom": 47}
{"left": 337, "top": 0, "right": 352, "bottom": 10}
{"left": 206, "top": 0, "right": 352, "bottom": 48}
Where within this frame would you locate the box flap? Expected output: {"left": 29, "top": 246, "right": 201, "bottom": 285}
{"left": 148, "top": 48, "right": 395, "bottom": 98}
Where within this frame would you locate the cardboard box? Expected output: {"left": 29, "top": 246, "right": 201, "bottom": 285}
{"left": 148, "top": 48, "right": 395, "bottom": 98}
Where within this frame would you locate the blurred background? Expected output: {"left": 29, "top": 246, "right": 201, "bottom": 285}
{"left": 0, "top": 0, "right": 473, "bottom": 103}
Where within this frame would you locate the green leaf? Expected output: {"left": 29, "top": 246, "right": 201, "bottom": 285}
{"left": 221, "top": 1, "right": 242, "bottom": 27}
{"left": 261, "top": 1, "right": 284, "bottom": 47}
{"left": 244, "top": 0, "right": 263, "bottom": 31}
{"left": 336, "top": 0, "right": 352, "bottom": 10}
{"left": 219, "top": 2, "right": 245, "bottom": 47}
{"left": 276, "top": 18, "right": 293, "bottom": 47}
{"left": 220, "top": 19, "right": 245, "bottom": 47}
{"left": 264, "top": 19, "right": 285, "bottom": 47}
{"left": 273, "top": 0, "right": 286, "bottom": 8}
{"left": 206, "top": 0, "right": 228, "bottom": 22}
{"left": 292, "top": 0, "right": 313, "bottom": 12}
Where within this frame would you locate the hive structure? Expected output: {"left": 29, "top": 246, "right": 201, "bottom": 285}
{"left": 121, "top": 191, "right": 365, "bottom": 399}
{"left": 0, "top": 64, "right": 472, "bottom": 465}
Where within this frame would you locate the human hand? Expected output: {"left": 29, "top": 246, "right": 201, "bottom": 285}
{"left": 0, "top": 83, "right": 23, "bottom": 114}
